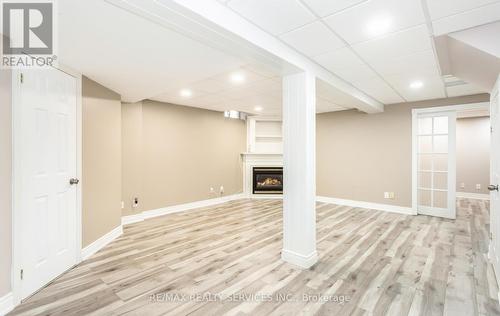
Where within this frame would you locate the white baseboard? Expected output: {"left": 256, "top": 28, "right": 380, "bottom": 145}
{"left": 0, "top": 292, "right": 14, "bottom": 316}
{"left": 456, "top": 192, "right": 490, "bottom": 200}
{"left": 121, "top": 212, "right": 145, "bottom": 226}
{"left": 316, "top": 196, "right": 416, "bottom": 215}
{"left": 281, "top": 249, "right": 318, "bottom": 269}
{"left": 81, "top": 225, "right": 123, "bottom": 260}
{"left": 122, "top": 193, "right": 246, "bottom": 226}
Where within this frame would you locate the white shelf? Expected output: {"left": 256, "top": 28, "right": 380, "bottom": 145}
{"left": 248, "top": 116, "right": 283, "bottom": 154}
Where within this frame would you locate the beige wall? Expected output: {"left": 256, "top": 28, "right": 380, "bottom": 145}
{"left": 0, "top": 68, "right": 12, "bottom": 296}
{"left": 317, "top": 94, "right": 490, "bottom": 207}
{"left": 122, "top": 102, "right": 144, "bottom": 216}
{"left": 121, "top": 100, "right": 246, "bottom": 215}
{"left": 457, "top": 116, "right": 490, "bottom": 194}
{"left": 82, "top": 77, "right": 122, "bottom": 247}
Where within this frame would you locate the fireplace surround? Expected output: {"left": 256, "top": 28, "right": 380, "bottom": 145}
{"left": 253, "top": 167, "right": 283, "bottom": 194}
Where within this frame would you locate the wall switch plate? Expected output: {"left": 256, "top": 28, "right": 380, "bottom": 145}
{"left": 220, "top": 186, "right": 224, "bottom": 195}
{"left": 476, "top": 184, "right": 481, "bottom": 190}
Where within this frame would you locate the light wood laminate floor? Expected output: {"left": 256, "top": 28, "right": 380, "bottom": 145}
{"left": 9, "top": 198, "right": 500, "bottom": 316}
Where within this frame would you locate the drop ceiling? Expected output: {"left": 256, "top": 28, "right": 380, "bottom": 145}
{"left": 219, "top": 0, "right": 496, "bottom": 104}
{"left": 59, "top": 0, "right": 496, "bottom": 116}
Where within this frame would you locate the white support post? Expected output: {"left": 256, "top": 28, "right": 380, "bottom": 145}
{"left": 281, "top": 71, "right": 318, "bottom": 269}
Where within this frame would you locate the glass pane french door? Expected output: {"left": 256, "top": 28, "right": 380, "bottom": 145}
{"left": 416, "top": 111, "right": 456, "bottom": 219}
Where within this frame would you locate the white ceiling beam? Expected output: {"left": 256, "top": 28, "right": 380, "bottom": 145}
{"left": 159, "top": 0, "right": 384, "bottom": 113}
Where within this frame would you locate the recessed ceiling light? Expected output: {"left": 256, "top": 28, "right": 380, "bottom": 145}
{"left": 179, "top": 89, "right": 192, "bottom": 97}
{"left": 409, "top": 80, "right": 424, "bottom": 89}
{"left": 365, "top": 15, "right": 393, "bottom": 37}
{"left": 230, "top": 72, "right": 245, "bottom": 84}
{"left": 254, "top": 106, "right": 263, "bottom": 112}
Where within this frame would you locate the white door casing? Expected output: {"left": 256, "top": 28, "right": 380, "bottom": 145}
{"left": 12, "top": 68, "right": 79, "bottom": 301}
{"left": 413, "top": 110, "right": 457, "bottom": 219}
{"left": 490, "top": 75, "right": 500, "bottom": 279}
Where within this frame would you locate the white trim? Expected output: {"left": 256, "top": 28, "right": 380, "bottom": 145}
{"left": 81, "top": 225, "right": 123, "bottom": 261}
{"left": 281, "top": 249, "right": 318, "bottom": 269}
{"left": 121, "top": 213, "right": 146, "bottom": 226}
{"left": 456, "top": 192, "right": 490, "bottom": 200}
{"left": 122, "top": 193, "right": 246, "bottom": 226}
{"left": 316, "top": 196, "right": 416, "bottom": 215}
{"left": 0, "top": 292, "right": 14, "bottom": 316}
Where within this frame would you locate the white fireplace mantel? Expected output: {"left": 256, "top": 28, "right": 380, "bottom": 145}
{"left": 242, "top": 116, "right": 283, "bottom": 198}
{"left": 241, "top": 152, "right": 283, "bottom": 198}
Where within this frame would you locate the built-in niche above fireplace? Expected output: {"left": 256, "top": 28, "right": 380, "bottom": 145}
{"left": 253, "top": 167, "right": 283, "bottom": 194}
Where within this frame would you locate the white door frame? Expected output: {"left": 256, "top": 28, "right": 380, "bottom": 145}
{"left": 412, "top": 102, "right": 490, "bottom": 216}
{"left": 11, "top": 65, "right": 83, "bottom": 305}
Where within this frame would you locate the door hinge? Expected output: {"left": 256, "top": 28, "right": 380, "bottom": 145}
{"left": 20, "top": 73, "right": 24, "bottom": 84}
{"left": 20, "top": 269, "right": 23, "bottom": 280}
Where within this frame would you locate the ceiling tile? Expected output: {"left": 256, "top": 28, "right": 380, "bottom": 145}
{"left": 279, "top": 21, "right": 345, "bottom": 57}
{"left": 431, "top": 2, "right": 500, "bottom": 36}
{"left": 353, "top": 77, "right": 405, "bottom": 104}
{"left": 323, "top": 0, "right": 426, "bottom": 44}
{"left": 352, "top": 25, "right": 432, "bottom": 61}
{"left": 302, "top": 0, "right": 369, "bottom": 17}
{"left": 313, "top": 47, "right": 364, "bottom": 71}
{"left": 190, "top": 78, "right": 228, "bottom": 94}
{"left": 332, "top": 63, "right": 379, "bottom": 83}
{"left": 385, "top": 74, "right": 446, "bottom": 101}
{"left": 212, "top": 68, "right": 268, "bottom": 85}
{"left": 369, "top": 50, "right": 439, "bottom": 76}
{"left": 426, "top": 0, "right": 500, "bottom": 21}
{"left": 227, "top": 0, "right": 316, "bottom": 35}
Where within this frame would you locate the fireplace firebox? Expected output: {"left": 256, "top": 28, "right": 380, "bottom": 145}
{"left": 253, "top": 167, "right": 283, "bottom": 194}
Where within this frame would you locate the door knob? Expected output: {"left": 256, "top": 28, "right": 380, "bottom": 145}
{"left": 69, "top": 178, "right": 80, "bottom": 185}
{"left": 488, "top": 184, "right": 499, "bottom": 191}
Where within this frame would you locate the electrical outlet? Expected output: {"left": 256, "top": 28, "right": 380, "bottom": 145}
{"left": 220, "top": 185, "right": 224, "bottom": 195}
{"left": 384, "top": 192, "right": 395, "bottom": 199}
{"left": 476, "top": 184, "right": 481, "bottom": 190}
{"left": 210, "top": 187, "right": 214, "bottom": 193}
{"left": 132, "top": 197, "right": 139, "bottom": 208}
{"left": 460, "top": 183, "right": 465, "bottom": 189}
{"left": 121, "top": 201, "right": 125, "bottom": 209}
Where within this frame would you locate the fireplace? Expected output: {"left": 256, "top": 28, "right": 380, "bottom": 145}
{"left": 253, "top": 167, "right": 283, "bottom": 194}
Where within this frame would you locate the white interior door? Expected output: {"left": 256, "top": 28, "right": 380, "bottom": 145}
{"left": 416, "top": 111, "right": 457, "bottom": 219}
{"left": 16, "top": 68, "right": 78, "bottom": 299}
{"left": 489, "top": 75, "right": 500, "bottom": 278}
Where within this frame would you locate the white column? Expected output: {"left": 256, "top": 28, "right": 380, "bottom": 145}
{"left": 281, "top": 71, "right": 317, "bottom": 269}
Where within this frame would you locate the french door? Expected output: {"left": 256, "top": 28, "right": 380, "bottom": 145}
{"left": 415, "top": 110, "right": 456, "bottom": 219}
{"left": 14, "top": 68, "right": 79, "bottom": 300}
